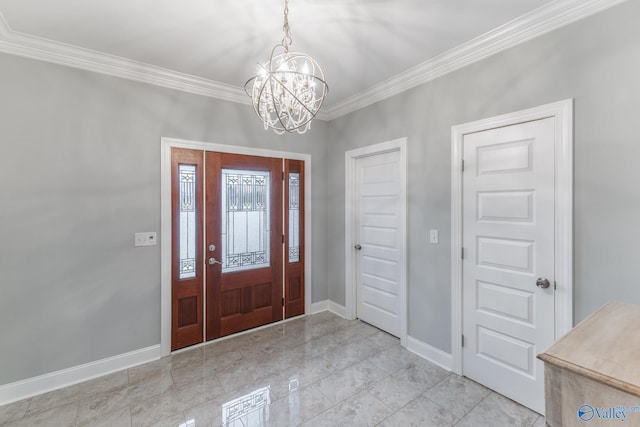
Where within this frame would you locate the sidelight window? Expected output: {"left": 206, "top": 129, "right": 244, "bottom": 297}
{"left": 178, "top": 164, "right": 197, "bottom": 279}
{"left": 288, "top": 172, "right": 300, "bottom": 263}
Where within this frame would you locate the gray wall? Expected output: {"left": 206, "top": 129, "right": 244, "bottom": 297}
{"left": 2, "top": 0, "right": 640, "bottom": 386}
{"left": 0, "top": 55, "right": 328, "bottom": 385}
{"left": 327, "top": 0, "right": 640, "bottom": 353}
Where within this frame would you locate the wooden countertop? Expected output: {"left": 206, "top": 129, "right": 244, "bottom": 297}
{"left": 538, "top": 301, "right": 640, "bottom": 397}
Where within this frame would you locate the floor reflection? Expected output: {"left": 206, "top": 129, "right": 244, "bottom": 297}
{"left": 222, "top": 386, "right": 271, "bottom": 426}
{"left": 0, "top": 312, "right": 545, "bottom": 426}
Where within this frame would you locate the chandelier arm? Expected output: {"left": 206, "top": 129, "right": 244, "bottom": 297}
{"left": 275, "top": 77, "right": 315, "bottom": 121}
{"left": 256, "top": 79, "right": 271, "bottom": 121}
{"left": 244, "top": 76, "right": 264, "bottom": 120}
{"left": 244, "top": 75, "right": 266, "bottom": 119}
{"left": 243, "top": 75, "right": 257, "bottom": 96}
{"left": 245, "top": 58, "right": 284, "bottom": 129}
{"left": 267, "top": 66, "right": 290, "bottom": 132}
{"left": 268, "top": 69, "right": 323, "bottom": 118}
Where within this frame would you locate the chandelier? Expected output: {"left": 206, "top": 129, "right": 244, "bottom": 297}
{"left": 244, "top": 0, "right": 328, "bottom": 134}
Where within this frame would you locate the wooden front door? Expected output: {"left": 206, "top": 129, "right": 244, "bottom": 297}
{"left": 171, "top": 149, "right": 305, "bottom": 350}
{"left": 205, "top": 152, "right": 283, "bottom": 339}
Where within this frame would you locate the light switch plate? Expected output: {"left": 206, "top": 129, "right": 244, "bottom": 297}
{"left": 134, "top": 232, "right": 157, "bottom": 247}
{"left": 429, "top": 229, "right": 439, "bottom": 244}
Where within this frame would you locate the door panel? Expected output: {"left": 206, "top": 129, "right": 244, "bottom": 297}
{"left": 205, "top": 152, "right": 283, "bottom": 339}
{"left": 284, "top": 160, "right": 305, "bottom": 318}
{"left": 462, "top": 118, "right": 555, "bottom": 414}
{"left": 171, "top": 148, "right": 204, "bottom": 350}
{"left": 355, "top": 150, "right": 402, "bottom": 337}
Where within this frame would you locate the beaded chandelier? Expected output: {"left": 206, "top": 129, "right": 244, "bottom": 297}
{"left": 244, "top": 0, "right": 328, "bottom": 134}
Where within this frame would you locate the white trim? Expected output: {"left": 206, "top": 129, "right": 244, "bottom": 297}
{"left": 345, "top": 138, "right": 408, "bottom": 347}
{"left": 0, "top": 13, "right": 248, "bottom": 105}
{"left": 322, "top": 0, "right": 626, "bottom": 120}
{"left": 0, "top": 345, "right": 160, "bottom": 406}
{"left": 406, "top": 336, "right": 453, "bottom": 372}
{"left": 328, "top": 301, "right": 347, "bottom": 319}
{"left": 160, "top": 138, "right": 313, "bottom": 357}
{"left": 0, "top": 13, "right": 8, "bottom": 38}
{"left": 160, "top": 141, "right": 172, "bottom": 357}
{"left": 310, "top": 301, "right": 329, "bottom": 314}
{"left": 0, "top": 1, "right": 625, "bottom": 120}
{"left": 450, "top": 99, "right": 573, "bottom": 375}
{"left": 307, "top": 301, "right": 346, "bottom": 318}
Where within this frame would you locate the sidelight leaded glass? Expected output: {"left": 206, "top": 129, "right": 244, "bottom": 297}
{"left": 179, "top": 164, "right": 197, "bottom": 279}
{"left": 221, "top": 169, "right": 270, "bottom": 273}
{"left": 288, "top": 172, "right": 300, "bottom": 263}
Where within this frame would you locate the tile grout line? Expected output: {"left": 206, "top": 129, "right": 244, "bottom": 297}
{"left": 452, "top": 390, "right": 494, "bottom": 426}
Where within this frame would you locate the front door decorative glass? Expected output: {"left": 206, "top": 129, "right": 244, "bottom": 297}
{"left": 221, "top": 169, "right": 271, "bottom": 273}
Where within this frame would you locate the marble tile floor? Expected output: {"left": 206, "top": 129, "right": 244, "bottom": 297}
{"left": 0, "top": 311, "right": 545, "bottom": 427}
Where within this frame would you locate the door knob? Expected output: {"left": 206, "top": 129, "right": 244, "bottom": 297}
{"left": 208, "top": 257, "right": 222, "bottom": 266}
{"left": 354, "top": 244, "right": 362, "bottom": 250}
{"left": 536, "top": 277, "right": 551, "bottom": 289}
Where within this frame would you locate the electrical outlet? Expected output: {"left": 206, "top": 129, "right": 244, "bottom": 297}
{"left": 429, "top": 229, "right": 439, "bottom": 244}
{"left": 134, "top": 232, "right": 157, "bottom": 247}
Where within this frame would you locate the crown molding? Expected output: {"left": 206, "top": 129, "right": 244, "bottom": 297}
{"left": 322, "top": 0, "right": 628, "bottom": 120}
{"left": 0, "top": 12, "right": 9, "bottom": 37}
{"left": 0, "top": 13, "right": 249, "bottom": 105}
{"left": 0, "top": 0, "right": 628, "bottom": 120}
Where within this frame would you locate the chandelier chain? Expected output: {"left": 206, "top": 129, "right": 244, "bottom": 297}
{"left": 281, "top": 0, "right": 292, "bottom": 50}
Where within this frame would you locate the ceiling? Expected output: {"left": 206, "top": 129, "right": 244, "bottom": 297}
{"left": 0, "top": 0, "right": 622, "bottom": 118}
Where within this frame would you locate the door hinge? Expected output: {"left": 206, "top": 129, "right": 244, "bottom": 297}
{"left": 462, "top": 335, "right": 465, "bottom": 347}
{"left": 282, "top": 234, "right": 285, "bottom": 244}
{"left": 282, "top": 297, "right": 285, "bottom": 307}
{"left": 461, "top": 160, "right": 465, "bottom": 172}
{"left": 461, "top": 247, "right": 464, "bottom": 259}
{"left": 282, "top": 171, "right": 285, "bottom": 181}
{"left": 554, "top": 281, "right": 557, "bottom": 290}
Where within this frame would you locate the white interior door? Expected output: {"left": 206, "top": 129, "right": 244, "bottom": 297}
{"left": 355, "top": 150, "right": 403, "bottom": 337}
{"left": 462, "top": 117, "right": 556, "bottom": 414}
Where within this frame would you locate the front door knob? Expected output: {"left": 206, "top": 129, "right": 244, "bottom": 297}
{"left": 354, "top": 244, "right": 362, "bottom": 250}
{"left": 208, "top": 257, "right": 222, "bottom": 266}
{"left": 536, "top": 277, "right": 551, "bottom": 289}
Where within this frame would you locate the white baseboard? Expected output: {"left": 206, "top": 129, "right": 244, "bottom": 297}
{"left": 309, "top": 300, "right": 347, "bottom": 319}
{"left": 0, "top": 345, "right": 161, "bottom": 406}
{"left": 328, "top": 301, "right": 347, "bottom": 318}
{"left": 407, "top": 336, "right": 453, "bottom": 371}
{"left": 310, "top": 300, "right": 329, "bottom": 314}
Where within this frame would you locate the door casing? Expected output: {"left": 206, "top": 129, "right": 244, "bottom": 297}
{"left": 345, "top": 137, "right": 408, "bottom": 347}
{"left": 450, "top": 99, "right": 573, "bottom": 375}
{"left": 160, "top": 137, "right": 312, "bottom": 357}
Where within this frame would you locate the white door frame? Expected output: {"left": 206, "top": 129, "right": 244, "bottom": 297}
{"left": 450, "top": 99, "right": 573, "bottom": 375}
{"left": 345, "top": 137, "right": 408, "bottom": 347}
{"left": 160, "top": 137, "right": 313, "bottom": 357}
